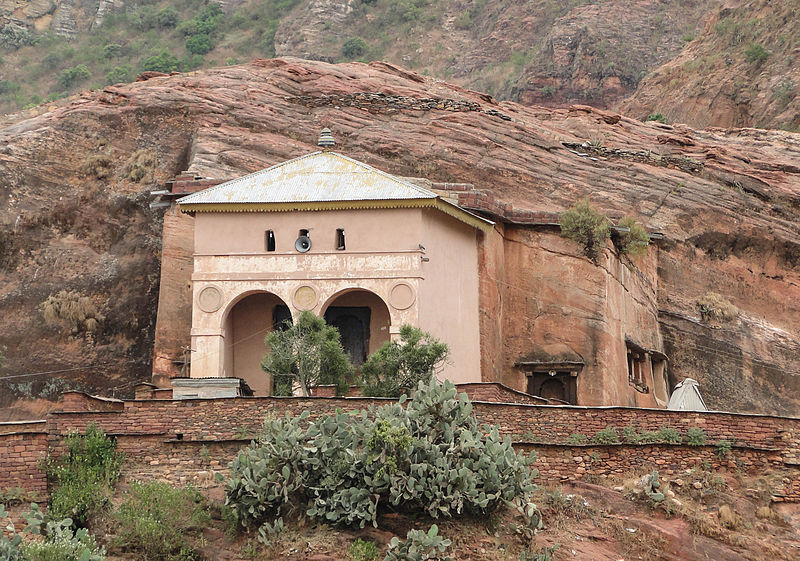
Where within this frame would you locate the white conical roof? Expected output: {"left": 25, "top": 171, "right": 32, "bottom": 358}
{"left": 667, "top": 378, "right": 708, "bottom": 411}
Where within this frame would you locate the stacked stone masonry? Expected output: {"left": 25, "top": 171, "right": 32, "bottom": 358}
{"left": 3, "top": 392, "right": 799, "bottom": 503}
{"left": 0, "top": 429, "right": 48, "bottom": 496}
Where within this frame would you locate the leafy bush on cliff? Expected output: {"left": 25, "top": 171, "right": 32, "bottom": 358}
{"left": 559, "top": 198, "right": 611, "bottom": 262}
{"left": 261, "top": 311, "right": 352, "bottom": 396}
{"left": 45, "top": 424, "right": 123, "bottom": 527}
{"left": 614, "top": 216, "right": 650, "bottom": 258}
{"left": 342, "top": 37, "right": 369, "bottom": 59}
{"left": 360, "top": 325, "right": 449, "bottom": 398}
{"left": 225, "top": 378, "right": 538, "bottom": 534}
{"left": 744, "top": 43, "right": 769, "bottom": 64}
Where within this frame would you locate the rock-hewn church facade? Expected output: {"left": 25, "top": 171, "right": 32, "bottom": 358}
{"left": 152, "top": 135, "right": 669, "bottom": 407}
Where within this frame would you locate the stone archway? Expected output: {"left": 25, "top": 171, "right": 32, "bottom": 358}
{"left": 321, "top": 289, "right": 391, "bottom": 366}
{"left": 223, "top": 291, "right": 291, "bottom": 396}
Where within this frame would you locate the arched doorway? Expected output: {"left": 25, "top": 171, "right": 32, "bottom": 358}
{"left": 322, "top": 289, "right": 391, "bottom": 366}
{"left": 223, "top": 292, "right": 291, "bottom": 396}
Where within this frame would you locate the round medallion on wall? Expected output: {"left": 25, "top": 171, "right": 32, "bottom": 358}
{"left": 293, "top": 285, "right": 318, "bottom": 311}
{"left": 389, "top": 282, "right": 416, "bottom": 310}
{"left": 197, "top": 286, "right": 223, "bottom": 313}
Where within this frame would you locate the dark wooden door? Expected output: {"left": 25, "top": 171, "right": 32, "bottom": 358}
{"left": 324, "top": 307, "right": 371, "bottom": 365}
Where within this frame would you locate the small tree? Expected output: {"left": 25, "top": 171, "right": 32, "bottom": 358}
{"left": 615, "top": 216, "right": 650, "bottom": 257}
{"left": 360, "top": 325, "right": 449, "bottom": 397}
{"left": 559, "top": 198, "right": 611, "bottom": 262}
{"left": 261, "top": 311, "right": 352, "bottom": 396}
{"left": 342, "top": 37, "right": 368, "bottom": 58}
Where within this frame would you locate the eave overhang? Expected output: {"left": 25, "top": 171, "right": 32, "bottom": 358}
{"left": 179, "top": 197, "right": 495, "bottom": 233}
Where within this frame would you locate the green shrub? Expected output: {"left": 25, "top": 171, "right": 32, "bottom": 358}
{"left": 342, "top": 37, "right": 368, "bottom": 58}
{"left": 225, "top": 378, "right": 538, "bottom": 531}
{"left": 58, "top": 64, "right": 91, "bottom": 89}
{"left": 715, "top": 439, "right": 733, "bottom": 459}
{"left": 178, "top": 4, "right": 224, "bottom": 37}
{"left": 566, "top": 433, "right": 587, "bottom": 445}
{"left": 559, "top": 198, "right": 611, "bottom": 262}
{"left": 113, "top": 481, "right": 210, "bottom": 561}
{"left": 654, "top": 426, "right": 682, "bottom": 444}
{"left": 744, "top": 43, "right": 769, "bottom": 64}
{"left": 0, "top": 80, "right": 20, "bottom": 95}
{"left": 621, "top": 425, "right": 643, "bottom": 444}
{"left": 645, "top": 112, "right": 666, "bottom": 123}
{"left": 686, "top": 427, "right": 707, "bottom": 446}
{"left": 360, "top": 325, "right": 448, "bottom": 398}
{"left": 46, "top": 424, "right": 123, "bottom": 527}
{"left": 142, "top": 51, "right": 180, "bottom": 73}
{"left": 350, "top": 538, "right": 379, "bottom": 561}
{"left": 185, "top": 34, "right": 213, "bottom": 55}
{"left": 156, "top": 7, "right": 179, "bottom": 28}
{"left": 105, "top": 66, "right": 132, "bottom": 85}
{"left": 615, "top": 216, "right": 649, "bottom": 257}
{"left": 590, "top": 426, "right": 620, "bottom": 445}
{"left": 262, "top": 311, "right": 353, "bottom": 396}
{"left": 385, "top": 525, "right": 450, "bottom": 561}
{"left": 102, "top": 43, "right": 124, "bottom": 59}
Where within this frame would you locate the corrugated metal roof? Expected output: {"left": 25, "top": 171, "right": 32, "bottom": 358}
{"left": 176, "top": 151, "right": 438, "bottom": 206}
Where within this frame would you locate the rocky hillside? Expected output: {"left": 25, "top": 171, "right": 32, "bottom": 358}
{"left": 620, "top": 0, "right": 800, "bottom": 130}
{"left": 1, "top": 0, "right": 797, "bottom": 130}
{"left": 0, "top": 58, "right": 798, "bottom": 415}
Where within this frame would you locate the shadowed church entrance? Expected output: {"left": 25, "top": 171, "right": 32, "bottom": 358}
{"left": 322, "top": 289, "right": 391, "bottom": 367}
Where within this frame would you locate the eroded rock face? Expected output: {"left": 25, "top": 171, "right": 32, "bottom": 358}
{"left": 619, "top": 0, "right": 800, "bottom": 130}
{"left": 0, "top": 58, "right": 798, "bottom": 414}
{"left": 511, "top": 0, "right": 716, "bottom": 108}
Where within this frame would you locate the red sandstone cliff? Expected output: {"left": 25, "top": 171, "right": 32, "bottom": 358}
{"left": 0, "top": 58, "right": 798, "bottom": 414}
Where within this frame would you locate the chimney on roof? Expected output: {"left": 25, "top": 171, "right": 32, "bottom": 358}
{"left": 317, "top": 127, "right": 335, "bottom": 150}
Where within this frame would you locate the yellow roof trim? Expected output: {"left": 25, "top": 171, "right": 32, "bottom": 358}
{"left": 180, "top": 199, "right": 437, "bottom": 214}
{"left": 180, "top": 198, "right": 494, "bottom": 232}
{"left": 434, "top": 199, "right": 495, "bottom": 233}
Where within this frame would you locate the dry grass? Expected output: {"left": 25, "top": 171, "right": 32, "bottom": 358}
{"left": 41, "top": 290, "right": 103, "bottom": 333}
{"left": 605, "top": 518, "right": 666, "bottom": 561}
{"left": 123, "top": 149, "right": 159, "bottom": 183}
{"left": 80, "top": 153, "right": 114, "bottom": 179}
{"left": 536, "top": 487, "right": 594, "bottom": 531}
{"left": 698, "top": 291, "right": 739, "bottom": 323}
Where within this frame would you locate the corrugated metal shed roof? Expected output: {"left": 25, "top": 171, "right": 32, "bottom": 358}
{"left": 176, "top": 151, "right": 438, "bottom": 205}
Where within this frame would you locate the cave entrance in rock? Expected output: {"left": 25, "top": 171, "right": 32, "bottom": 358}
{"left": 322, "top": 289, "right": 391, "bottom": 366}
{"left": 224, "top": 292, "right": 291, "bottom": 396}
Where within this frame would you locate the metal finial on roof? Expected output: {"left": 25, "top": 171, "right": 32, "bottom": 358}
{"left": 318, "top": 127, "right": 335, "bottom": 149}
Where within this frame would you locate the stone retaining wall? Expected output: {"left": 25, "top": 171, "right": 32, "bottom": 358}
{"left": 3, "top": 392, "right": 799, "bottom": 502}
